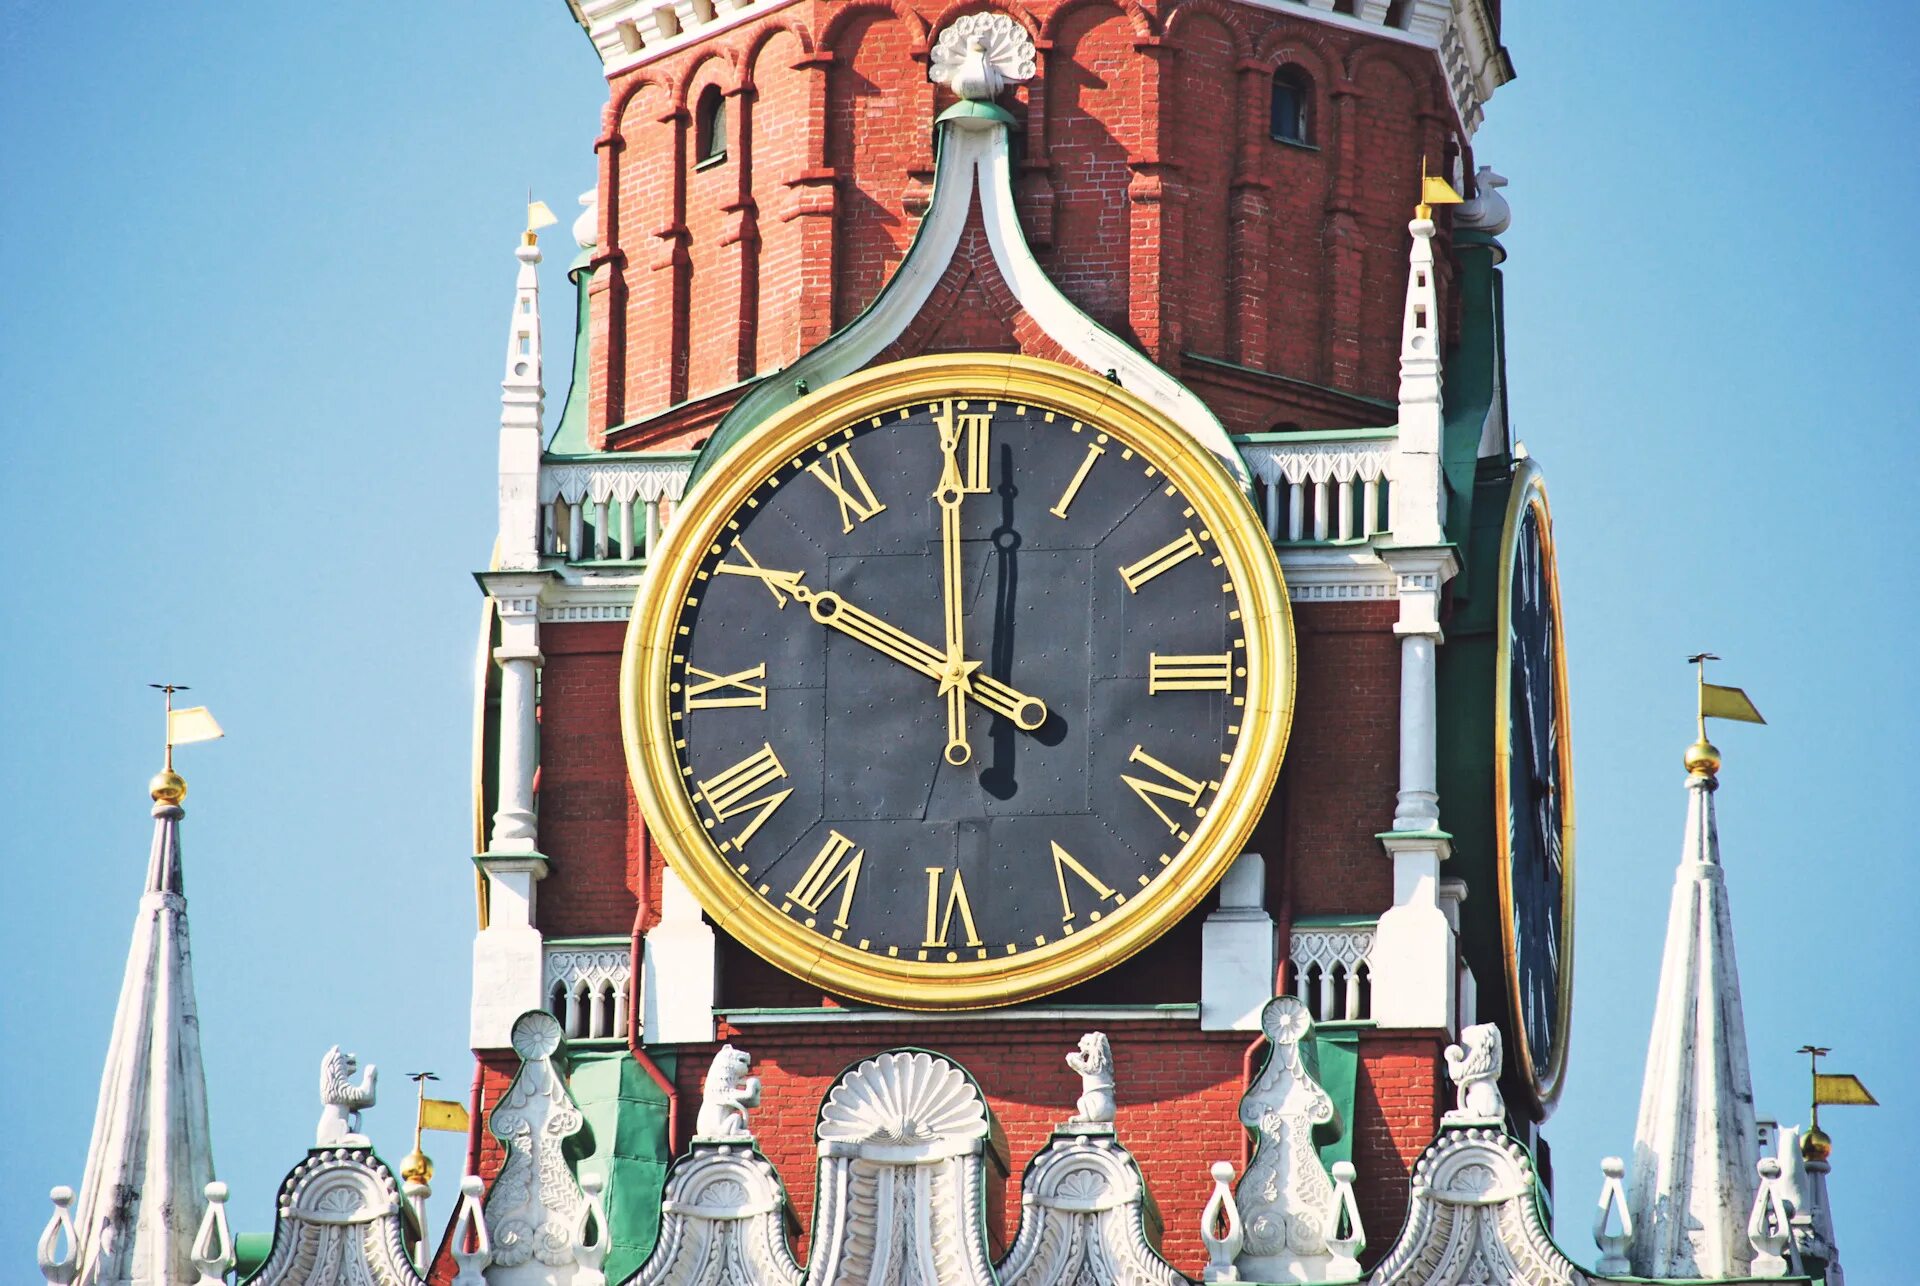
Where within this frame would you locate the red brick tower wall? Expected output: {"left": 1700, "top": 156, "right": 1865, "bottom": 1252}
{"left": 482, "top": 0, "right": 1484, "bottom": 1271}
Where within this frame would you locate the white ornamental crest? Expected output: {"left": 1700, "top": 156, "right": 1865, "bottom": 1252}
{"left": 929, "top": 13, "right": 1036, "bottom": 101}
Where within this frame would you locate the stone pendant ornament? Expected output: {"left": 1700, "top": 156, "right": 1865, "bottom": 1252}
{"left": 1234, "top": 996, "right": 1339, "bottom": 1281}
{"left": 484, "top": 1011, "right": 589, "bottom": 1284}
{"left": 929, "top": 12, "right": 1036, "bottom": 101}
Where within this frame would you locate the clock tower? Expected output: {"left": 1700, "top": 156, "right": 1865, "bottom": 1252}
{"left": 460, "top": 1, "right": 1534, "bottom": 1279}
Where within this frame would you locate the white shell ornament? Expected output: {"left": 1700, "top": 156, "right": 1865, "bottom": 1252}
{"left": 818, "top": 1050, "right": 988, "bottom": 1146}
{"left": 929, "top": 13, "right": 1037, "bottom": 101}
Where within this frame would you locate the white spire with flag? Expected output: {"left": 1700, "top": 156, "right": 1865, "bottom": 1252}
{"left": 66, "top": 688, "right": 222, "bottom": 1286}
{"left": 1627, "top": 658, "right": 1767, "bottom": 1278}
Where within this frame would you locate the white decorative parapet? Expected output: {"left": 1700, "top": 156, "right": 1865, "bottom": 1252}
{"left": 1289, "top": 920, "right": 1375, "bottom": 1023}
{"left": 544, "top": 941, "right": 632, "bottom": 1041}
{"left": 1239, "top": 438, "right": 1392, "bottom": 545}
{"left": 540, "top": 453, "right": 694, "bottom": 564}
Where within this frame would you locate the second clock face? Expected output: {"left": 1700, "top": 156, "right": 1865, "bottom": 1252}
{"left": 627, "top": 358, "right": 1292, "bottom": 1007}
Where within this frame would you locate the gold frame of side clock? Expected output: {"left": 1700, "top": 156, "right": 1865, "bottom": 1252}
{"left": 621, "top": 354, "right": 1295, "bottom": 1009}
{"left": 1492, "top": 460, "right": 1577, "bottom": 1107}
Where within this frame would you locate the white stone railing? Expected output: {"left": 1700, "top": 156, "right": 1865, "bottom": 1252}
{"left": 544, "top": 941, "right": 632, "bottom": 1041}
{"left": 1239, "top": 435, "right": 1393, "bottom": 545}
{"left": 1289, "top": 919, "right": 1375, "bottom": 1023}
{"left": 540, "top": 452, "right": 695, "bottom": 564}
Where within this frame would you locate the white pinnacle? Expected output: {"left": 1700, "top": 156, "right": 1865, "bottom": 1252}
{"left": 69, "top": 788, "right": 217, "bottom": 1286}
{"left": 1627, "top": 763, "right": 1760, "bottom": 1278}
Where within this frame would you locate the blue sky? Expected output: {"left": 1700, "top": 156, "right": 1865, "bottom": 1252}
{"left": 4, "top": 1, "right": 1914, "bottom": 1277}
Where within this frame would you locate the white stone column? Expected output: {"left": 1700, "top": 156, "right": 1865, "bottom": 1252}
{"left": 642, "top": 867, "right": 717, "bottom": 1043}
{"left": 1201, "top": 852, "right": 1276, "bottom": 1031}
{"left": 486, "top": 580, "right": 546, "bottom": 853}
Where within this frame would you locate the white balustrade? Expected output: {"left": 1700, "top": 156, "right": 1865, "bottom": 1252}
{"left": 1239, "top": 438, "right": 1392, "bottom": 546}
{"left": 1289, "top": 921, "right": 1375, "bottom": 1022}
{"left": 540, "top": 453, "right": 694, "bottom": 564}
{"left": 544, "top": 942, "right": 633, "bottom": 1041}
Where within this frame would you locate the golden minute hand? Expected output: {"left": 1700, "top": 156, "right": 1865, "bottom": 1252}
{"left": 934, "top": 401, "right": 971, "bottom": 765}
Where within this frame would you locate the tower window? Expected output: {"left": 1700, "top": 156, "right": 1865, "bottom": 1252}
{"left": 1270, "top": 67, "right": 1312, "bottom": 146}
{"left": 695, "top": 87, "right": 728, "bottom": 168}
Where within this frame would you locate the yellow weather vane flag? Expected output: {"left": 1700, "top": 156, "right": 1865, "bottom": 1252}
{"left": 419, "top": 1097, "right": 470, "bottom": 1133}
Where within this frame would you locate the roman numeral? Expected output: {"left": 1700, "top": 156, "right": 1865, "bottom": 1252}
{"left": 1121, "top": 744, "right": 1212, "bottom": 841}
{"left": 806, "top": 443, "right": 887, "bottom": 533}
{"left": 1050, "top": 842, "right": 1119, "bottom": 923}
{"left": 1050, "top": 440, "right": 1105, "bottom": 519}
{"left": 1118, "top": 529, "right": 1203, "bottom": 592}
{"left": 685, "top": 662, "right": 768, "bottom": 710}
{"left": 1148, "top": 653, "right": 1233, "bottom": 694}
{"left": 715, "top": 542, "right": 801, "bottom": 606}
{"left": 922, "top": 866, "right": 983, "bottom": 948}
{"left": 693, "top": 743, "right": 793, "bottom": 851}
{"left": 787, "top": 829, "right": 864, "bottom": 929}
{"left": 958, "top": 411, "right": 992, "bottom": 493}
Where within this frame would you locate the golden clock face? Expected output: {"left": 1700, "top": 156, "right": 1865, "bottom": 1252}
{"left": 1494, "top": 461, "right": 1575, "bottom": 1106}
{"left": 622, "top": 355, "right": 1293, "bottom": 1008}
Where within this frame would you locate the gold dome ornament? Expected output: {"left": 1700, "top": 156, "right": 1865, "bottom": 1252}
{"left": 400, "top": 1148, "right": 434, "bottom": 1186}
{"left": 1800, "top": 1123, "right": 1832, "bottom": 1163}
{"left": 149, "top": 769, "right": 188, "bottom": 804}
{"left": 1683, "top": 737, "right": 1721, "bottom": 778}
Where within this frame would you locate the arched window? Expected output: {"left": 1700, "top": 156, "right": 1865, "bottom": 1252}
{"left": 1270, "top": 67, "right": 1312, "bottom": 146}
{"left": 695, "top": 86, "right": 728, "bottom": 167}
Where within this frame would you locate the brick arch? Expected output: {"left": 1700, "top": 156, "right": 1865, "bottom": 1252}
{"left": 1163, "top": 0, "right": 1251, "bottom": 62}
{"left": 673, "top": 47, "right": 743, "bottom": 110}
{"left": 1340, "top": 41, "right": 1427, "bottom": 93}
{"left": 739, "top": 18, "right": 816, "bottom": 88}
{"left": 925, "top": 0, "right": 1043, "bottom": 41}
{"left": 1253, "top": 24, "right": 1341, "bottom": 76}
{"left": 1039, "top": 0, "right": 1156, "bottom": 45}
{"left": 819, "top": 0, "right": 930, "bottom": 56}
{"left": 606, "top": 66, "right": 682, "bottom": 127}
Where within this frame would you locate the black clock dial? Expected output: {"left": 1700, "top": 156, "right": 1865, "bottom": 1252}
{"left": 1504, "top": 495, "right": 1567, "bottom": 1081}
{"left": 664, "top": 398, "right": 1249, "bottom": 969}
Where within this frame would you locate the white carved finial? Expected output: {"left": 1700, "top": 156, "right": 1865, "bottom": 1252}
{"left": 38, "top": 1186, "right": 77, "bottom": 1286}
{"left": 1455, "top": 165, "right": 1511, "bottom": 234}
{"left": 1201, "top": 1161, "right": 1243, "bottom": 1282}
{"left": 928, "top": 13, "right": 1035, "bottom": 101}
{"left": 1442, "top": 1022, "right": 1505, "bottom": 1125}
{"left": 1325, "top": 1161, "right": 1364, "bottom": 1280}
{"left": 696, "top": 1044, "right": 762, "bottom": 1138}
{"left": 573, "top": 187, "right": 599, "bottom": 251}
{"left": 450, "top": 1176, "right": 493, "bottom": 1286}
{"left": 316, "top": 1045, "right": 378, "bottom": 1146}
{"left": 1065, "top": 1032, "right": 1116, "bottom": 1126}
{"left": 1593, "top": 1156, "right": 1633, "bottom": 1273}
{"left": 575, "top": 1172, "right": 610, "bottom": 1286}
{"left": 191, "top": 1181, "right": 236, "bottom": 1285}
{"left": 1748, "top": 1157, "right": 1798, "bottom": 1278}
{"left": 1235, "top": 995, "right": 1339, "bottom": 1279}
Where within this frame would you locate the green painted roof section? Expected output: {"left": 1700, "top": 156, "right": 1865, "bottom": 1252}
{"left": 233, "top": 1232, "right": 271, "bottom": 1278}
{"left": 569, "top": 1049, "right": 676, "bottom": 1281}
{"left": 1439, "top": 230, "right": 1510, "bottom": 600}
{"left": 544, "top": 251, "right": 596, "bottom": 457}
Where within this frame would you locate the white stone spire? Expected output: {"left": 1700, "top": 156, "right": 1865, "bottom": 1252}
{"left": 1628, "top": 745, "right": 1760, "bottom": 1278}
{"left": 69, "top": 772, "right": 217, "bottom": 1286}
{"left": 1388, "top": 210, "right": 1446, "bottom": 546}
{"left": 497, "top": 227, "right": 546, "bottom": 573}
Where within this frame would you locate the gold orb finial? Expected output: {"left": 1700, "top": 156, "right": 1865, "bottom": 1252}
{"left": 149, "top": 769, "right": 188, "bottom": 804}
{"left": 1801, "top": 1123, "right": 1832, "bottom": 1162}
{"left": 1684, "top": 737, "right": 1721, "bottom": 777}
{"left": 401, "top": 1148, "right": 434, "bottom": 1186}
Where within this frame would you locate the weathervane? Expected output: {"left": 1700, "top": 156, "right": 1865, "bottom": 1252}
{"left": 1794, "top": 1045, "right": 1877, "bottom": 1161}
{"left": 146, "top": 683, "right": 223, "bottom": 804}
{"left": 1682, "top": 653, "right": 1764, "bottom": 777}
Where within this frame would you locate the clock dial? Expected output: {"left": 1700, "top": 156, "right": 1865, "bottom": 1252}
{"left": 1494, "top": 463, "right": 1575, "bottom": 1103}
{"left": 623, "top": 356, "right": 1292, "bottom": 1008}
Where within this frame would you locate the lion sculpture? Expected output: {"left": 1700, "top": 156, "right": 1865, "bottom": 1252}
{"left": 696, "top": 1044, "right": 761, "bottom": 1139}
{"left": 316, "top": 1046, "right": 378, "bottom": 1146}
{"left": 1443, "top": 1022, "right": 1505, "bottom": 1123}
{"left": 1065, "top": 1031, "right": 1115, "bottom": 1125}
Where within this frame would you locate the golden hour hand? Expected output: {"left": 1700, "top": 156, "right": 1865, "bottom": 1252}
{"left": 716, "top": 551, "right": 1048, "bottom": 733}
{"left": 934, "top": 400, "right": 971, "bottom": 765}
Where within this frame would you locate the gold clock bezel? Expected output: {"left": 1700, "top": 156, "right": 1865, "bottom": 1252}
{"left": 620, "top": 353, "right": 1294, "bottom": 1009}
{"left": 1492, "top": 460, "right": 1577, "bottom": 1108}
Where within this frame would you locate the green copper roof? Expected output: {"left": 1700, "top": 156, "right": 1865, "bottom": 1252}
{"left": 568, "top": 1050, "right": 676, "bottom": 1281}
{"left": 544, "top": 251, "right": 596, "bottom": 457}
